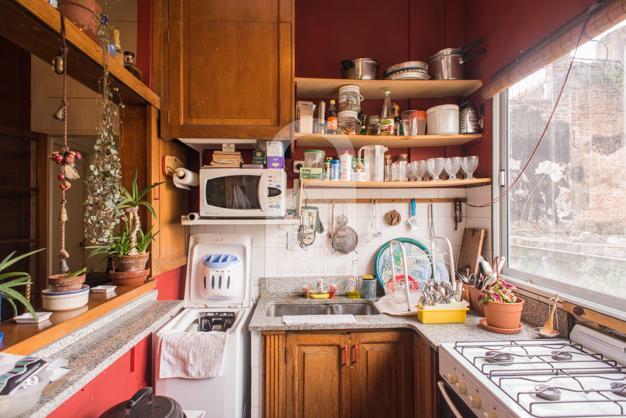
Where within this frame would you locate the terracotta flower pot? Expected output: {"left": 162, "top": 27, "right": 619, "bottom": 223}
{"left": 484, "top": 299, "right": 524, "bottom": 330}
{"left": 111, "top": 253, "right": 149, "bottom": 272}
{"left": 48, "top": 273, "right": 86, "bottom": 292}
{"left": 468, "top": 285, "right": 485, "bottom": 316}
{"left": 60, "top": 0, "right": 102, "bottom": 40}
{"left": 108, "top": 269, "right": 150, "bottom": 286}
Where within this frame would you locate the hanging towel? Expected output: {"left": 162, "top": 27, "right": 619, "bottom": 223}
{"left": 159, "top": 331, "right": 227, "bottom": 379}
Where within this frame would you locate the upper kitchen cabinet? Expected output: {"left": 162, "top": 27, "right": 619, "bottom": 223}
{"left": 162, "top": 0, "right": 294, "bottom": 140}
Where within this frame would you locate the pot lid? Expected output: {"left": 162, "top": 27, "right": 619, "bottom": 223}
{"left": 101, "top": 388, "right": 184, "bottom": 418}
{"left": 428, "top": 48, "right": 462, "bottom": 62}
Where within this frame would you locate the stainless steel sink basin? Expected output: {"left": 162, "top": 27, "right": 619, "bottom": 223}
{"left": 266, "top": 302, "right": 380, "bottom": 317}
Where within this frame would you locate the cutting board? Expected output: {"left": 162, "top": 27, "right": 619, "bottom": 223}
{"left": 457, "top": 228, "right": 486, "bottom": 275}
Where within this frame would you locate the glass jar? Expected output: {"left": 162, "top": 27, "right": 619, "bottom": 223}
{"left": 360, "top": 275, "right": 377, "bottom": 299}
{"left": 304, "top": 149, "right": 325, "bottom": 168}
{"left": 384, "top": 154, "right": 392, "bottom": 181}
{"left": 338, "top": 85, "right": 363, "bottom": 113}
{"left": 398, "top": 153, "right": 409, "bottom": 181}
{"left": 367, "top": 116, "right": 381, "bottom": 135}
{"left": 338, "top": 110, "right": 359, "bottom": 134}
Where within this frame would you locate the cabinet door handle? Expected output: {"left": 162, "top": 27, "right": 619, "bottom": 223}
{"left": 350, "top": 344, "right": 359, "bottom": 366}
{"left": 342, "top": 345, "right": 348, "bottom": 367}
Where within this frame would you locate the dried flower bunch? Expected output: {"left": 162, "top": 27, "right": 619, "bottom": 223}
{"left": 84, "top": 11, "right": 124, "bottom": 245}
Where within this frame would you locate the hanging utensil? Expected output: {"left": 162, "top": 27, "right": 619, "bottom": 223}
{"left": 369, "top": 202, "right": 382, "bottom": 240}
{"left": 384, "top": 209, "right": 401, "bottom": 226}
{"left": 407, "top": 199, "right": 419, "bottom": 231}
{"left": 332, "top": 205, "right": 358, "bottom": 254}
{"left": 328, "top": 202, "right": 335, "bottom": 239}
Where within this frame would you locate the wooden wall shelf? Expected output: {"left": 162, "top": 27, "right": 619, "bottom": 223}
{"left": 300, "top": 179, "right": 491, "bottom": 188}
{"left": 181, "top": 216, "right": 300, "bottom": 226}
{"left": 295, "top": 77, "right": 483, "bottom": 99}
{"left": 0, "top": 0, "right": 160, "bottom": 108}
{"left": 294, "top": 133, "right": 481, "bottom": 148}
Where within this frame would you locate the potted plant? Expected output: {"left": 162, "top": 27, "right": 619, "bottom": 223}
{"left": 0, "top": 249, "right": 44, "bottom": 321}
{"left": 48, "top": 267, "right": 87, "bottom": 292}
{"left": 88, "top": 173, "right": 160, "bottom": 285}
{"left": 481, "top": 278, "right": 524, "bottom": 330}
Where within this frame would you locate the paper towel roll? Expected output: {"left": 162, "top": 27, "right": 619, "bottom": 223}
{"left": 173, "top": 168, "right": 199, "bottom": 190}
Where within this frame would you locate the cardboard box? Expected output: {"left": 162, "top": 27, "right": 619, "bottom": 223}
{"left": 266, "top": 156, "right": 285, "bottom": 169}
{"left": 300, "top": 167, "right": 324, "bottom": 179}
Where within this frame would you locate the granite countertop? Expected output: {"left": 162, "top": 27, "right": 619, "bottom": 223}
{"left": 249, "top": 295, "right": 539, "bottom": 348}
{"left": 18, "top": 297, "right": 182, "bottom": 418}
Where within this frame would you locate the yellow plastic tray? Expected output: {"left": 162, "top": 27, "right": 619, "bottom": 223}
{"left": 417, "top": 305, "right": 469, "bottom": 324}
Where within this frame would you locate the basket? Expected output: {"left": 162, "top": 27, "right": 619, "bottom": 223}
{"left": 417, "top": 301, "right": 469, "bottom": 324}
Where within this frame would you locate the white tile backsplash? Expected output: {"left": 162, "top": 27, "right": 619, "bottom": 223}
{"left": 194, "top": 188, "right": 477, "bottom": 293}
{"left": 465, "top": 185, "right": 493, "bottom": 259}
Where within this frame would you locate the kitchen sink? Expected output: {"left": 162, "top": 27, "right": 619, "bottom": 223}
{"left": 266, "top": 302, "right": 380, "bottom": 317}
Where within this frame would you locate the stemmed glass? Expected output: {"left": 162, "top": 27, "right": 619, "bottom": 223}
{"left": 426, "top": 158, "right": 444, "bottom": 181}
{"left": 444, "top": 157, "right": 462, "bottom": 180}
{"left": 409, "top": 160, "right": 428, "bottom": 181}
{"left": 461, "top": 156, "right": 479, "bottom": 179}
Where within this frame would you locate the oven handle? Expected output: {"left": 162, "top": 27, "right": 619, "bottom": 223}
{"left": 437, "top": 381, "right": 464, "bottom": 418}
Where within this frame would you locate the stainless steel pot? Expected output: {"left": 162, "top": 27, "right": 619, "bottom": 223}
{"left": 428, "top": 38, "right": 485, "bottom": 80}
{"left": 459, "top": 101, "right": 481, "bottom": 134}
{"left": 341, "top": 58, "right": 379, "bottom": 80}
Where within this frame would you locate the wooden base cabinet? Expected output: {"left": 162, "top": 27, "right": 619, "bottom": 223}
{"left": 162, "top": 0, "right": 294, "bottom": 140}
{"left": 264, "top": 330, "right": 416, "bottom": 418}
{"left": 413, "top": 333, "right": 439, "bottom": 418}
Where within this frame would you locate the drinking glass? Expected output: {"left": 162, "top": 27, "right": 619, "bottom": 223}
{"left": 461, "top": 156, "right": 479, "bottom": 179}
{"left": 414, "top": 160, "right": 427, "bottom": 180}
{"left": 426, "top": 158, "right": 444, "bottom": 180}
{"left": 444, "top": 157, "right": 462, "bottom": 180}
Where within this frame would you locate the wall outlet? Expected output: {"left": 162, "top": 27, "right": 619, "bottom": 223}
{"left": 293, "top": 160, "right": 305, "bottom": 173}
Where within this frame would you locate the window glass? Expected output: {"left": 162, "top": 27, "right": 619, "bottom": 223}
{"left": 505, "top": 21, "right": 626, "bottom": 308}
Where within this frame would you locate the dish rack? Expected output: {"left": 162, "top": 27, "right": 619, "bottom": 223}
{"left": 377, "top": 237, "right": 456, "bottom": 315}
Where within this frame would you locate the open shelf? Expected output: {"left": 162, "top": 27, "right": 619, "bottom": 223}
{"left": 294, "top": 133, "right": 481, "bottom": 148}
{"left": 181, "top": 216, "right": 300, "bottom": 226}
{"left": 295, "top": 77, "right": 483, "bottom": 99}
{"left": 301, "top": 178, "right": 491, "bottom": 188}
{"left": 0, "top": 0, "right": 160, "bottom": 108}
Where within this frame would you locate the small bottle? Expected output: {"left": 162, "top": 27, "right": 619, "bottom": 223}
{"left": 339, "top": 151, "right": 352, "bottom": 181}
{"left": 398, "top": 153, "right": 409, "bottom": 181}
{"left": 330, "top": 159, "right": 340, "bottom": 180}
{"left": 317, "top": 100, "right": 326, "bottom": 134}
{"left": 358, "top": 111, "right": 367, "bottom": 135}
{"left": 384, "top": 154, "right": 392, "bottom": 181}
{"left": 123, "top": 51, "right": 143, "bottom": 80}
{"left": 393, "top": 103, "right": 402, "bottom": 136}
{"left": 326, "top": 99, "right": 338, "bottom": 134}
{"left": 380, "top": 89, "right": 395, "bottom": 135}
{"left": 323, "top": 157, "right": 332, "bottom": 180}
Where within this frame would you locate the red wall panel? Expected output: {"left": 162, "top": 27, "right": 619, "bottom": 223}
{"left": 462, "top": 0, "right": 594, "bottom": 177}
{"left": 156, "top": 265, "right": 186, "bottom": 300}
{"left": 49, "top": 336, "right": 152, "bottom": 418}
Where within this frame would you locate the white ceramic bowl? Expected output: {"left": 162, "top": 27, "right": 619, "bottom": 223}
{"left": 42, "top": 285, "right": 90, "bottom": 311}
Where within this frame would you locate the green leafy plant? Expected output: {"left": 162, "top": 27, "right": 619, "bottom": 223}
{"left": 117, "top": 172, "right": 162, "bottom": 255}
{"left": 87, "top": 226, "right": 132, "bottom": 258}
{"left": 67, "top": 267, "right": 87, "bottom": 278}
{"left": 136, "top": 229, "right": 159, "bottom": 254}
{"left": 481, "top": 279, "right": 518, "bottom": 304}
{"left": 0, "top": 249, "right": 44, "bottom": 318}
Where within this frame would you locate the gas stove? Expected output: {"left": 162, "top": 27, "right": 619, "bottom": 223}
{"left": 439, "top": 325, "right": 626, "bottom": 418}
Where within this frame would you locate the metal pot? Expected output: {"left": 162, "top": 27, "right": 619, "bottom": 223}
{"left": 428, "top": 38, "right": 486, "bottom": 80}
{"left": 100, "top": 387, "right": 184, "bottom": 418}
{"left": 459, "top": 101, "right": 481, "bottom": 134}
{"left": 341, "top": 58, "right": 379, "bottom": 80}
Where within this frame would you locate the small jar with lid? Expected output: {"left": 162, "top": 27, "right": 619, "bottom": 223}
{"left": 360, "top": 275, "right": 377, "bottom": 299}
{"left": 367, "top": 116, "right": 381, "bottom": 135}
{"left": 304, "top": 149, "right": 325, "bottom": 168}
{"left": 398, "top": 154, "right": 409, "bottom": 181}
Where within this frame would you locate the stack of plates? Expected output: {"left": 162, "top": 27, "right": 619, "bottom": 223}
{"left": 384, "top": 61, "right": 430, "bottom": 80}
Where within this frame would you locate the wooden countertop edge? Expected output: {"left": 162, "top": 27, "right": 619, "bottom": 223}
{"left": 3, "top": 281, "right": 157, "bottom": 355}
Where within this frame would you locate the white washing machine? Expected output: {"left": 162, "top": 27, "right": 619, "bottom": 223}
{"left": 154, "top": 233, "right": 252, "bottom": 418}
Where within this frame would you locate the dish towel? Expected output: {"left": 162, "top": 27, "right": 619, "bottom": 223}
{"left": 159, "top": 331, "right": 227, "bottom": 379}
{"left": 282, "top": 314, "right": 356, "bottom": 325}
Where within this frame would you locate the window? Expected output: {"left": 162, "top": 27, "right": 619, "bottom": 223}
{"left": 498, "top": 20, "right": 626, "bottom": 312}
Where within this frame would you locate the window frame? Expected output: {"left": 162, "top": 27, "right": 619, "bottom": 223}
{"left": 493, "top": 89, "right": 626, "bottom": 319}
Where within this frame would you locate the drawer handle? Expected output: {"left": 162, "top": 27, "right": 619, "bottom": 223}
{"left": 437, "top": 381, "right": 464, "bottom": 418}
{"left": 342, "top": 345, "right": 348, "bottom": 367}
{"left": 350, "top": 344, "right": 359, "bottom": 367}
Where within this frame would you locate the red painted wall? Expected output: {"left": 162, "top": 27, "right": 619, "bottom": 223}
{"left": 49, "top": 336, "right": 152, "bottom": 418}
{"left": 156, "top": 265, "right": 186, "bottom": 300}
{"left": 462, "top": 0, "right": 594, "bottom": 177}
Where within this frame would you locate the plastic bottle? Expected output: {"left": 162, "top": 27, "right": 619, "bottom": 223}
{"left": 339, "top": 151, "right": 353, "bottom": 181}
{"left": 326, "top": 99, "right": 338, "bottom": 134}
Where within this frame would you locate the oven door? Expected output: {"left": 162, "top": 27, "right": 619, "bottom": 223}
{"left": 200, "top": 169, "right": 266, "bottom": 217}
{"left": 438, "top": 381, "right": 478, "bottom": 418}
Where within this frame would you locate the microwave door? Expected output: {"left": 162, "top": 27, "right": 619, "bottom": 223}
{"left": 203, "top": 174, "right": 264, "bottom": 217}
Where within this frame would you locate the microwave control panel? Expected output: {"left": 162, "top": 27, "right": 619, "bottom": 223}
{"left": 265, "top": 170, "right": 285, "bottom": 215}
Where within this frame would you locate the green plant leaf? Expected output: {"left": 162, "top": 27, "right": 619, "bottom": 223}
{"left": 0, "top": 286, "right": 35, "bottom": 317}
{"left": 0, "top": 248, "right": 44, "bottom": 273}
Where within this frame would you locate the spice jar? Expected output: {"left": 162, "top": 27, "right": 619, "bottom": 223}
{"left": 367, "top": 116, "right": 381, "bottom": 135}
{"left": 384, "top": 154, "right": 392, "bottom": 181}
{"left": 398, "top": 154, "right": 409, "bottom": 181}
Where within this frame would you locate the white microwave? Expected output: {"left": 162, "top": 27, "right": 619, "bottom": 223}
{"left": 199, "top": 168, "right": 287, "bottom": 218}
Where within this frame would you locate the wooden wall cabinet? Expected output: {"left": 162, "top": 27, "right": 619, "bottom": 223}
{"left": 265, "top": 330, "right": 416, "bottom": 418}
{"left": 162, "top": 0, "right": 294, "bottom": 140}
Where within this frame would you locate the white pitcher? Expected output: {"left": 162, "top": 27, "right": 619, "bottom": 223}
{"left": 358, "top": 145, "right": 388, "bottom": 182}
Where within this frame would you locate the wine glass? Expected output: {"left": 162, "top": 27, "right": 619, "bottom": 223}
{"left": 461, "top": 156, "right": 479, "bottom": 179}
{"left": 426, "top": 158, "right": 444, "bottom": 180}
{"left": 409, "top": 160, "right": 428, "bottom": 181}
{"left": 444, "top": 157, "right": 462, "bottom": 180}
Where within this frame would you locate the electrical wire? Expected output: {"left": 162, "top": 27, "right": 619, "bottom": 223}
{"left": 466, "top": 7, "right": 593, "bottom": 209}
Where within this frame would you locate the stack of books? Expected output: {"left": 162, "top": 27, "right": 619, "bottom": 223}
{"left": 210, "top": 151, "right": 242, "bottom": 167}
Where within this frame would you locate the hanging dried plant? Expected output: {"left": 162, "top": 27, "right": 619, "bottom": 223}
{"left": 84, "top": 12, "right": 124, "bottom": 245}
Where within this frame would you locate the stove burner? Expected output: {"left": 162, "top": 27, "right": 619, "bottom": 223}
{"left": 485, "top": 350, "right": 515, "bottom": 364}
{"left": 535, "top": 385, "right": 561, "bottom": 401}
{"left": 610, "top": 382, "right": 626, "bottom": 397}
{"left": 551, "top": 350, "right": 573, "bottom": 361}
